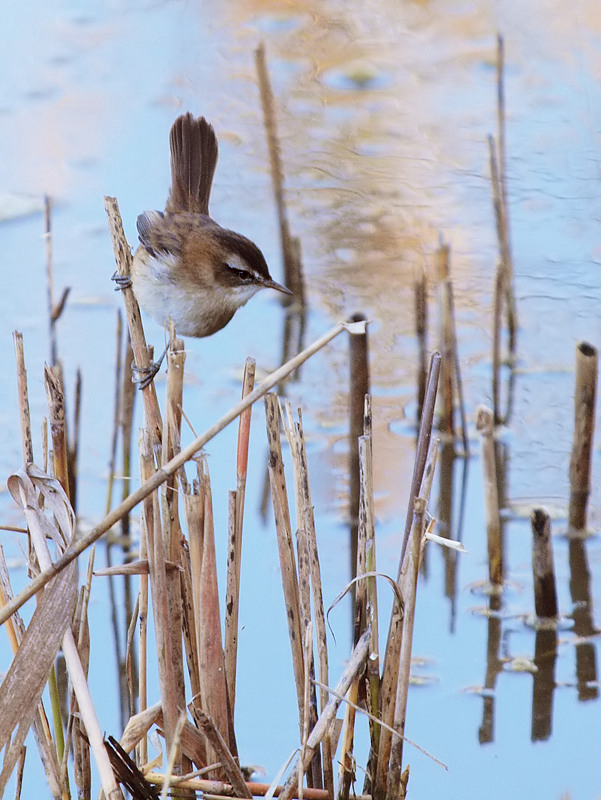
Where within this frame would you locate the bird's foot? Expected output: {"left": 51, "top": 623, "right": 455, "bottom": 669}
{"left": 132, "top": 347, "right": 167, "bottom": 390}
{"left": 112, "top": 271, "right": 132, "bottom": 291}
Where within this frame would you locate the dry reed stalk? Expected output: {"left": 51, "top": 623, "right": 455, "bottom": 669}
{"left": 145, "top": 774, "right": 364, "bottom": 800}
{"left": 492, "top": 265, "right": 503, "bottom": 425}
{"left": 400, "top": 352, "right": 441, "bottom": 563}
{"left": 530, "top": 509, "right": 558, "bottom": 619}
{"left": 189, "top": 459, "right": 234, "bottom": 765}
{"left": 0, "top": 547, "right": 64, "bottom": 799}
{"left": 255, "top": 42, "right": 303, "bottom": 305}
{"left": 12, "top": 333, "right": 34, "bottom": 465}
{"left": 161, "top": 334, "right": 189, "bottom": 780}
{"left": 435, "top": 244, "right": 468, "bottom": 453}
{"left": 136, "top": 486, "right": 150, "bottom": 767}
{"left": 104, "top": 195, "right": 162, "bottom": 441}
{"left": 359, "top": 429, "right": 380, "bottom": 760}
{"left": 139, "top": 428, "right": 179, "bottom": 757}
{"left": 281, "top": 402, "right": 330, "bottom": 791}
{"left": 66, "top": 369, "right": 81, "bottom": 514}
{"left": 568, "top": 342, "right": 598, "bottom": 530}
{"left": 264, "top": 393, "right": 305, "bottom": 727}
{"left": 44, "top": 366, "right": 70, "bottom": 499}
{"left": 348, "top": 316, "right": 369, "bottom": 582}
{"left": 375, "top": 436, "right": 439, "bottom": 800}
{"left": 414, "top": 265, "right": 428, "bottom": 423}
{"left": 6, "top": 468, "right": 122, "bottom": 799}
{"left": 495, "top": 35, "right": 517, "bottom": 355}
{"left": 279, "top": 629, "right": 372, "bottom": 800}
{"left": 386, "top": 499, "right": 427, "bottom": 797}
{"left": 0, "top": 321, "right": 349, "bottom": 626}
{"left": 436, "top": 243, "right": 454, "bottom": 438}
{"left": 225, "top": 358, "right": 256, "bottom": 712}
{"left": 187, "top": 704, "right": 251, "bottom": 798}
{"left": 340, "top": 423, "right": 376, "bottom": 800}
{"left": 487, "top": 135, "right": 517, "bottom": 356}
{"left": 476, "top": 406, "right": 503, "bottom": 586}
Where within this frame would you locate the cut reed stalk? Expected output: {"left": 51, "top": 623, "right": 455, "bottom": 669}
{"left": 0, "top": 322, "right": 349, "bottom": 627}
{"left": 568, "top": 342, "right": 598, "bottom": 531}
{"left": 476, "top": 406, "right": 503, "bottom": 586}
{"left": 530, "top": 509, "right": 558, "bottom": 619}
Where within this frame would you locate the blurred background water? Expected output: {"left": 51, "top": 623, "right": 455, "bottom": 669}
{"left": 1, "top": 1, "right": 601, "bottom": 797}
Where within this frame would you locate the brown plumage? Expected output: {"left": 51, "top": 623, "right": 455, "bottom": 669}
{"left": 131, "top": 113, "right": 291, "bottom": 338}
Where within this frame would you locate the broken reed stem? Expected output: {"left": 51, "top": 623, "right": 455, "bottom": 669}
{"left": 530, "top": 509, "right": 558, "bottom": 619}
{"left": 415, "top": 265, "right": 428, "bottom": 422}
{"left": 225, "top": 358, "right": 256, "bottom": 713}
{"left": 255, "top": 42, "right": 303, "bottom": 304}
{"left": 264, "top": 394, "right": 305, "bottom": 730}
{"left": 568, "top": 342, "right": 598, "bottom": 531}
{"left": 476, "top": 406, "right": 503, "bottom": 586}
{"left": 0, "top": 321, "right": 348, "bottom": 626}
{"left": 104, "top": 195, "right": 162, "bottom": 441}
{"left": 279, "top": 629, "right": 371, "bottom": 800}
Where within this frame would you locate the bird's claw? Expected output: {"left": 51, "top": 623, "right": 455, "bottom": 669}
{"left": 112, "top": 271, "right": 132, "bottom": 291}
{"left": 131, "top": 346, "right": 167, "bottom": 390}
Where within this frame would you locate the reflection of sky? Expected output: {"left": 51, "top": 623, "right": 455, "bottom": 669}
{"left": 1, "top": 0, "right": 601, "bottom": 797}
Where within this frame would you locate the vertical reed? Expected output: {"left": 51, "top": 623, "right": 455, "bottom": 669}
{"left": 530, "top": 509, "right": 558, "bottom": 619}
{"left": 476, "top": 406, "right": 503, "bottom": 586}
{"left": 568, "top": 342, "right": 598, "bottom": 531}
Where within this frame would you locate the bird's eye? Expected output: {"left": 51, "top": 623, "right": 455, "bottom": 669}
{"left": 224, "top": 263, "right": 253, "bottom": 283}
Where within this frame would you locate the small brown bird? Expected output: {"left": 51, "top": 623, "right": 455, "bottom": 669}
{"left": 131, "top": 113, "right": 291, "bottom": 339}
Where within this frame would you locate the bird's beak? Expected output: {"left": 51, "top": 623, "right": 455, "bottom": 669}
{"left": 262, "top": 278, "right": 293, "bottom": 296}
